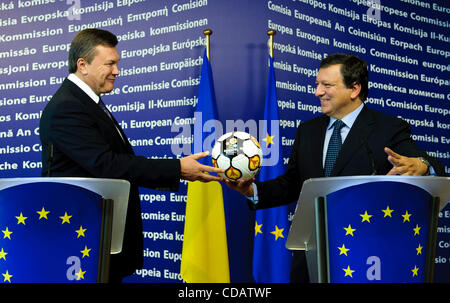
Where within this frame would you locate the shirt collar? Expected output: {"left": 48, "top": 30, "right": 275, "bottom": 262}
{"left": 67, "top": 73, "right": 100, "bottom": 103}
{"left": 327, "top": 103, "right": 364, "bottom": 130}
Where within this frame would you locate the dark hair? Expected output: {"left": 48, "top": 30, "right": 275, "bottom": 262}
{"left": 68, "top": 28, "right": 118, "bottom": 73}
{"left": 319, "top": 53, "right": 369, "bottom": 101}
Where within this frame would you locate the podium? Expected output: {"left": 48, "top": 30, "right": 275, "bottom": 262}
{"left": 0, "top": 177, "right": 130, "bottom": 283}
{"left": 286, "top": 176, "right": 450, "bottom": 283}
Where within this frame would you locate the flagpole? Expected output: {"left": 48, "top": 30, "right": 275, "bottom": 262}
{"left": 203, "top": 29, "right": 212, "bottom": 61}
{"left": 267, "top": 29, "right": 276, "bottom": 58}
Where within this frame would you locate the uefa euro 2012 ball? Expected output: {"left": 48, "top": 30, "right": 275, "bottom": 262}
{"left": 211, "top": 131, "right": 262, "bottom": 181}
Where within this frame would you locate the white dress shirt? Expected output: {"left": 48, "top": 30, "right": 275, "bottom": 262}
{"left": 67, "top": 73, "right": 100, "bottom": 103}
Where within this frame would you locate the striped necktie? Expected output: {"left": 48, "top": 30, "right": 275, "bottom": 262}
{"left": 324, "top": 119, "right": 345, "bottom": 177}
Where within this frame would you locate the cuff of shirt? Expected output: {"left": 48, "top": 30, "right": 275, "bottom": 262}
{"left": 247, "top": 183, "right": 259, "bottom": 205}
{"left": 429, "top": 166, "right": 437, "bottom": 176}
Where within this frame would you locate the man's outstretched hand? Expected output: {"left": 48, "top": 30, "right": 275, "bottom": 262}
{"left": 384, "top": 147, "right": 429, "bottom": 176}
{"left": 180, "top": 151, "right": 225, "bottom": 182}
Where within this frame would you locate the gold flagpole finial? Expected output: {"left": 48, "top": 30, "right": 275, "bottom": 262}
{"left": 267, "top": 30, "right": 276, "bottom": 58}
{"left": 203, "top": 29, "right": 213, "bottom": 61}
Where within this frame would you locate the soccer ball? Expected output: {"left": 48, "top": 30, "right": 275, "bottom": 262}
{"left": 211, "top": 131, "right": 262, "bottom": 181}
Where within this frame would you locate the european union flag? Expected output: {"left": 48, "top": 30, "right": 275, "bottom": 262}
{"left": 0, "top": 182, "right": 107, "bottom": 283}
{"left": 252, "top": 56, "right": 292, "bottom": 283}
{"left": 326, "top": 181, "right": 432, "bottom": 282}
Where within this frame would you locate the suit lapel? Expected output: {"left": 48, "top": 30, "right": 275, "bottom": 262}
{"left": 331, "top": 106, "right": 375, "bottom": 176}
{"left": 104, "top": 107, "right": 134, "bottom": 152}
{"left": 312, "top": 115, "right": 329, "bottom": 176}
{"left": 64, "top": 79, "right": 132, "bottom": 151}
{"left": 64, "top": 79, "right": 110, "bottom": 124}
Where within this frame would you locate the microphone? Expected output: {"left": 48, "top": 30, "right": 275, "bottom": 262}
{"left": 46, "top": 142, "right": 53, "bottom": 177}
{"left": 362, "top": 138, "right": 377, "bottom": 175}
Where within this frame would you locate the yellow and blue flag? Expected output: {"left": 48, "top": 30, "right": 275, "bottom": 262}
{"left": 180, "top": 49, "right": 230, "bottom": 283}
{"left": 253, "top": 55, "right": 292, "bottom": 282}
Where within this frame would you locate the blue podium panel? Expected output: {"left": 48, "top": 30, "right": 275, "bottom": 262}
{"left": 325, "top": 182, "right": 432, "bottom": 283}
{"left": 0, "top": 182, "right": 105, "bottom": 283}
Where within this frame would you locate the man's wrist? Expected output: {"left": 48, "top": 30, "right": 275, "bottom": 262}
{"left": 247, "top": 183, "right": 258, "bottom": 205}
{"left": 418, "top": 157, "right": 430, "bottom": 176}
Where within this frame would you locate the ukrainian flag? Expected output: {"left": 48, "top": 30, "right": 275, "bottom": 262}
{"left": 180, "top": 49, "right": 230, "bottom": 283}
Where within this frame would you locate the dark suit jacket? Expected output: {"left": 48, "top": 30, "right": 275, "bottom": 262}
{"left": 250, "top": 105, "right": 445, "bottom": 281}
{"left": 40, "top": 78, "right": 181, "bottom": 279}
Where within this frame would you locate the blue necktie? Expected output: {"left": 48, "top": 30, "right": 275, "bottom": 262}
{"left": 324, "top": 120, "right": 345, "bottom": 177}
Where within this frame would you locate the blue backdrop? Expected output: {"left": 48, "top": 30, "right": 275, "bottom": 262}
{"left": 0, "top": 0, "right": 448, "bottom": 282}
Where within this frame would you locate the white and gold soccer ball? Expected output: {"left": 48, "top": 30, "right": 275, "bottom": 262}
{"left": 211, "top": 131, "right": 262, "bottom": 181}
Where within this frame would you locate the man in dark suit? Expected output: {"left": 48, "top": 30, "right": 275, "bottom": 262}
{"left": 226, "top": 53, "right": 445, "bottom": 282}
{"left": 39, "top": 29, "right": 223, "bottom": 282}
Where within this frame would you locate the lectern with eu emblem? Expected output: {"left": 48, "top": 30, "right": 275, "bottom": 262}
{"left": 286, "top": 176, "right": 449, "bottom": 283}
{"left": 0, "top": 177, "right": 130, "bottom": 283}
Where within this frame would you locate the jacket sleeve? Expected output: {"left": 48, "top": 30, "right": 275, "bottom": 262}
{"left": 387, "top": 118, "right": 445, "bottom": 176}
{"left": 47, "top": 98, "right": 181, "bottom": 191}
{"left": 249, "top": 126, "right": 304, "bottom": 210}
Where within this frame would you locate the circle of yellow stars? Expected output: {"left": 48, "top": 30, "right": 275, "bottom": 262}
{"left": 1, "top": 206, "right": 91, "bottom": 283}
{"left": 339, "top": 205, "right": 423, "bottom": 279}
